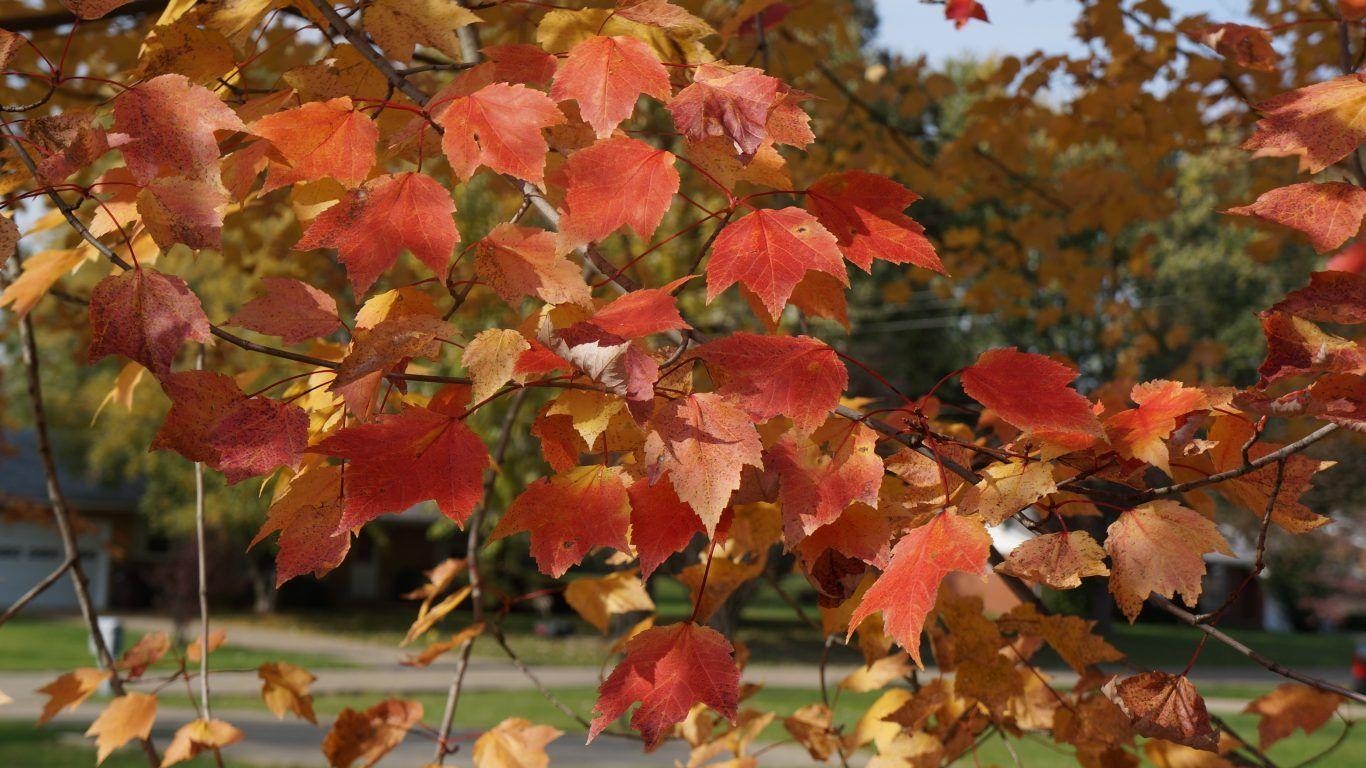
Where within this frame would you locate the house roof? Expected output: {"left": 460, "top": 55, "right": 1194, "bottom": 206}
{"left": 0, "top": 430, "right": 141, "bottom": 513}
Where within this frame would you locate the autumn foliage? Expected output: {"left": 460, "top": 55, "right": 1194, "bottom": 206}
{"left": 1, "top": 0, "right": 1364, "bottom": 767}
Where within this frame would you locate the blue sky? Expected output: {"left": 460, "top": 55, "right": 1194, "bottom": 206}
{"left": 872, "top": 0, "right": 1257, "bottom": 62}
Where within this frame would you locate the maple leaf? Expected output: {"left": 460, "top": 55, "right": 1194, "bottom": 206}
{"left": 463, "top": 328, "right": 531, "bottom": 404}
{"left": 995, "top": 530, "right": 1109, "bottom": 590}
{"left": 136, "top": 176, "right": 228, "bottom": 251}
{"left": 250, "top": 464, "right": 350, "bottom": 585}
{"left": 589, "top": 622, "right": 739, "bottom": 750}
{"left": 252, "top": 97, "right": 378, "bottom": 191}
{"left": 627, "top": 474, "right": 706, "bottom": 578}
{"left": 490, "top": 465, "right": 632, "bottom": 577}
{"left": 322, "top": 699, "right": 423, "bottom": 768}
{"left": 1226, "top": 182, "right": 1366, "bottom": 253}
{"left": 258, "top": 662, "right": 317, "bottom": 723}
{"left": 440, "top": 83, "right": 566, "bottom": 182}
{"left": 228, "top": 277, "right": 341, "bottom": 343}
{"left": 1243, "top": 684, "right": 1343, "bottom": 749}
{"left": 957, "top": 458, "right": 1057, "bottom": 525}
{"left": 946, "top": 0, "right": 989, "bottom": 28}
{"left": 185, "top": 629, "right": 225, "bottom": 663}
{"left": 112, "top": 74, "right": 244, "bottom": 184}
{"left": 37, "top": 668, "right": 111, "bottom": 725}
{"left": 473, "top": 717, "right": 563, "bottom": 768}
{"left": 616, "top": 0, "right": 714, "bottom": 36}
{"left": 848, "top": 511, "right": 991, "bottom": 667}
{"left": 1104, "top": 672, "right": 1219, "bottom": 751}
{"left": 961, "top": 347, "right": 1105, "bottom": 450}
{"left": 1243, "top": 73, "right": 1366, "bottom": 173}
{"left": 997, "top": 603, "right": 1123, "bottom": 674}
{"left": 85, "top": 692, "right": 157, "bottom": 765}
{"left": 1258, "top": 312, "right": 1365, "bottom": 383}
{"left": 678, "top": 554, "right": 765, "bottom": 622}
{"left": 59, "top": 0, "right": 134, "bottom": 19}
{"left": 560, "top": 137, "right": 680, "bottom": 246}
{"left": 1269, "top": 270, "right": 1366, "bottom": 324}
{"left": 691, "top": 333, "right": 846, "bottom": 433}
{"left": 768, "top": 422, "right": 882, "bottom": 543}
{"left": 88, "top": 267, "right": 212, "bottom": 375}
{"left": 0, "top": 248, "right": 86, "bottom": 318}
{"left": 1238, "top": 373, "right": 1365, "bottom": 431}
{"left": 1206, "top": 415, "right": 1333, "bottom": 533}
{"left": 669, "top": 63, "right": 781, "bottom": 160}
{"left": 0, "top": 215, "right": 16, "bottom": 269}
{"left": 310, "top": 401, "right": 489, "bottom": 528}
{"left": 1105, "top": 500, "right": 1233, "bottom": 622}
{"left": 295, "top": 172, "right": 458, "bottom": 294}
{"left": 643, "top": 393, "right": 764, "bottom": 535}
{"left": 26, "top": 111, "right": 126, "bottom": 185}
{"left": 565, "top": 571, "right": 655, "bottom": 633}
{"left": 706, "top": 208, "right": 847, "bottom": 321}
{"left": 840, "top": 654, "right": 915, "bottom": 693}
{"left": 152, "top": 370, "right": 309, "bottom": 484}
{"left": 161, "top": 718, "right": 244, "bottom": 767}
{"left": 796, "top": 503, "right": 892, "bottom": 604}
{"left": 552, "top": 35, "right": 672, "bottom": 138}
{"left": 587, "top": 279, "right": 691, "bottom": 338}
{"left": 364, "top": 0, "right": 480, "bottom": 64}
{"left": 330, "top": 313, "right": 455, "bottom": 417}
{"left": 785, "top": 703, "right": 841, "bottom": 762}
{"left": 482, "top": 44, "right": 559, "bottom": 86}
{"left": 476, "top": 224, "right": 593, "bottom": 307}
{"left": 1105, "top": 380, "right": 1210, "bottom": 473}
{"left": 806, "top": 171, "right": 944, "bottom": 273}
{"left": 539, "top": 318, "right": 659, "bottom": 417}
{"left": 402, "top": 622, "right": 485, "bottom": 668}
{"left": 117, "top": 631, "right": 170, "bottom": 678}
{"left": 1197, "top": 23, "right": 1278, "bottom": 71}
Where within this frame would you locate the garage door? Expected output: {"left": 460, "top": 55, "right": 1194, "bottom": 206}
{"left": 0, "top": 520, "right": 109, "bottom": 611}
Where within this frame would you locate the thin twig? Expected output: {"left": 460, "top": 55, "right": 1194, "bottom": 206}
{"left": 11, "top": 255, "right": 161, "bottom": 766}
{"left": 0, "top": 558, "right": 74, "bottom": 627}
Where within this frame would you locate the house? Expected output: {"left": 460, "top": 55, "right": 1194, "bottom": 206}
{"left": 0, "top": 430, "right": 137, "bottom": 612}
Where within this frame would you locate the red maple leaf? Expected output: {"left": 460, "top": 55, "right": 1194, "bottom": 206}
{"left": 490, "top": 465, "right": 631, "bottom": 577}
{"left": 961, "top": 347, "right": 1105, "bottom": 450}
{"left": 551, "top": 35, "right": 672, "bottom": 138}
{"left": 668, "top": 63, "right": 781, "bottom": 160}
{"left": 309, "top": 398, "right": 489, "bottom": 528}
{"left": 560, "top": 137, "right": 680, "bottom": 247}
{"left": 151, "top": 370, "right": 309, "bottom": 484}
{"left": 112, "top": 74, "right": 244, "bottom": 185}
{"left": 1269, "top": 270, "right": 1366, "bottom": 324}
{"left": 946, "top": 0, "right": 988, "bottom": 28}
{"left": 250, "top": 465, "right": 350, "bottom": 585}
{"left": 476, "top": 223, "right": 593, "bottom": 307}
{"left": 439, "top": 83, "right": 566, "bottom": 182}
{"left": 644, "top": 393, "right": 764, "bottom": 534}
{"left": 691, "top": 332, "right": 846, "bottom": 433}
{"left": 1226, "top": 182, "right": 1366, "bottom": 253}
{"left": 295, "top": 172, "right": 458, "bottom": 294}
{"left": 705, "top": 207, "right": 847, "bottom": 321}
{"left": 589, "top": 622, "right": 738, "bottom": 750}
{"left": 806, "top": 171, "right": 944, "bottom": 273}
{"left": 767, "top": 421, "right": 882, "bottom": 544}
{"left": 627, "top": 474, "right": 706, "bottom": 579}
{"left": 228, "top": 277, "right": 341, "bottom": 344}
{"left": 88, "top": 267, "right": 212, "bottom": 375}
{"left": 252, "top": 97, "right": 378, "bottom": 191}
{"left": 848, "top": 512, "right": 990, "bottom": 667}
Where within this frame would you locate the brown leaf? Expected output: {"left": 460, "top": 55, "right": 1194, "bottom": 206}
{"left": 117, "top": 631, "right": 170, "bottom": 678}
{"left": 259, "top": 661, "right": 317, "bottom": 723}
{"left": 995, "top": 530, "right": 1109, "bottom": 590}
{"left": 565, "top": 571, "right": 655, "bottom": 633}
{"left": 323, "top": 699, "right": 424, "bottom": 768}
{"left": 1104, "top": 672, "right": 1218, "bottom": 751}
{"left": 1243, "top": 683, "right": 1343, "bottom": 749}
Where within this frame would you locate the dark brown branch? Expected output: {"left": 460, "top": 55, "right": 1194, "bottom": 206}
{"left": 0, "top": 0, "right": 168, "bottom": 34}
{"left": 1137, "top": 424, "right": 1339, "bottom": 501}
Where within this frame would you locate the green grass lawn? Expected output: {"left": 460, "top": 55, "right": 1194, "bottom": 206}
{"left": 0, "top": 617, "right": 353, "bottom": 672}
{"left": 0, "top": 721, "right": 286, "bottom": 768}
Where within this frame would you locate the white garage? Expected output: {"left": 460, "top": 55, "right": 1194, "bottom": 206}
{"left": 0, "top": 519, "right": 111, "bottom": 611}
